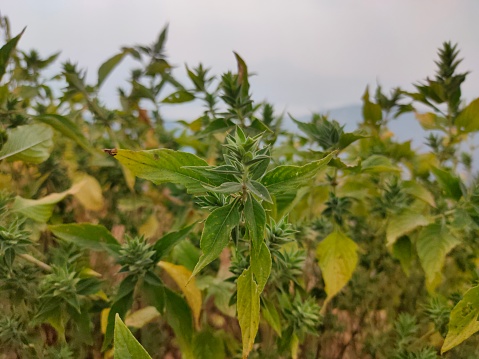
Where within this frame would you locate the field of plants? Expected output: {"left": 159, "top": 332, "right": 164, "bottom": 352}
{"left": 3, "top": 15, "right": 479, "bottom": 359}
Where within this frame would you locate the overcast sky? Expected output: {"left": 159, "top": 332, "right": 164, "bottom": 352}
{"left": 2, "top": 1, "right": 479, "bottom": 120}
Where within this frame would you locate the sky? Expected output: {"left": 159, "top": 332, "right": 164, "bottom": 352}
{"left": 1, "top": 1, "right": 479, "bottom": 121}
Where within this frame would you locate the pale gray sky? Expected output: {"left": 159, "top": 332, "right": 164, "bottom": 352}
{"left": 2, "top": 1, "right": 479, "bottom": 120}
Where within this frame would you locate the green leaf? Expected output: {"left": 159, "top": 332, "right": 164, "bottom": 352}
{"left": 392, "top": 236, "right": 413, "bottom": 276}
{"left": 0, "top": 124, "right": 53, "bottom": 163}
{"left": 338, "top": 131, "right": 368, "bottom": 150}
{"left": 251, "top": 241, "right": 271, "bottom": 293}
{"left": 360, "top": 155, "right": 400, "bottom": 173}
{"left": 237, "top": 267, "right": 260, "bottom": 359}
{"left": 386, "top": 212, "right": 432, "bottom": 246}
{"left": 456, "top": 98, "right": 479, "bottom": 133}
{"left": 416, "top": 223, "right": 460, "bottom": 291}
{"left": 49, "top": 223, "right": 121, "bottom": 256}
{"left": 316, "top": 231, "right": 358, "bottom": 305}
{"left": 0, "top": 28, "right": 25, "bottom": 81}
{"left": 193, "top": 330, "right": 226, "bottom": 359}
{"left": 164, "top": 288, "right": 194, "bottom": 359}
{"left": 203, "top": 181, "right": 242, "bottom": 194}
{"left": 262, "top": 152, "right": 335, "bottom": 195}
{"left": 442, "top": 286, "right": 479, "bottom": 354}
{"left": 191, "top": 201, "right": 240, "bottom": 277}
{"left": 13, "top": 192, "right": 69, "bottom": 223}
{"left": 153, "top": 223, "right": 196, "bottom": 261}
{"left": 35, "top": 114, "right": 92, "bottom": 153}
{"left": 103, "top": 275, "right": 138, "bottom": 351}
{"left": 98, "top": 50, "right": 131, "bottom": 88}
{"left": 244, "top": 194, "right": 266, "bottom": 253}
{"left": 402, "top": 181, "right": 436, "bottom": 207}
{"left": 432, "top": 167, "right": 463, "bottom": 200}
{"left": 161, "top": 90, "right": 195, "bottom": 104}
{"left": 110, "top": 149, "right": 225, "bottom": 194}
{"left": 362, "top": 87, "right": 382, "bottom": 127}
{"left": 114, "top": 314, "right": 152, "bottom": 359}
{"left": 247, "top": 180, "right": 273, "bottom": 204}
{"left": 261, "top": 298, "right": 282, "bottom": 336}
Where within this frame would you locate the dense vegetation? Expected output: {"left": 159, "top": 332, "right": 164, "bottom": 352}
{"left": 2, "top": 15, "right": 479, "bottom": 358}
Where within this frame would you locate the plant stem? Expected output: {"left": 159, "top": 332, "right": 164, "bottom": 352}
{"left": 18, "top": 253, "right": 52, "bottom": 272}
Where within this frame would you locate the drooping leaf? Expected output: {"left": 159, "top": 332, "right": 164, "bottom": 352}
{"left": 402, "top": 181, "right": 436, "bottom": 207}
{"left": 109, "top": 148, "right": 228, "bottom": 194}
{"left": 386, "top": 212, "right": 432, "bottom": 246}
{"left": 0, "top": 124, "right": 53, "bottom": 163}
{"left": 161, "top": 90, "right": 195, "bottom": 103}
{"left": 416, "top": 223, "right": 460, "bottom": 291}
{"left": 237, "top": 267, "right": 260, "bottom": 359}
{"left": 35, "top": 114, "right": 92, "bottom": 152}
{"left": 261, "top": 298, "right": 282, "bottom": 336}
{"left": 392, "top": 236, "right": 413, "bottom": 276}
{"left": 158, "top": 261, "right": 202, "bottom": 329}
{"left": 164, "top": 288, "right": 194, "bottom": 359}
{"left": 262, "top": 152, "right": 335, "bottom": 195}
{"left": 191, "top": 201, "right": 240, "bottom": 277}
{"left": 70, "top": 173, "right": 105, "bottom": 211}
{"left": 13, "top": 191, "right": 69, "bottom": 223}
{"left": 360, "top": 155, "right": 400, "bottom": 173}
{"left": 250, "top": 241, "right": 271, "bottom": 293}
{"left": 316, "top": 231, "right": 358, "bottom": 308}
{"left": 49, "top": 223, "right": 121, "bottom": 256}
{"left": 456, "top": 98, "right": 479, "bottom": 133}
{"left": 432, "top": 167, "right": 463, "bottom": 200}
{"left": 153, "top": 223, "right": 196, "bottom": 261}
{"left": 442, "top": 286, "right": 479, "bottom": 354}
{"left": 114, "top": 314, "right": 152, "bottom": 359}
{"left": 0, "top": 28, "right": 25, "bottom": 81}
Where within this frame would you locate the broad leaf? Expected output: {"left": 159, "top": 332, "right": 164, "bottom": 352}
{"left": 316, "top": 231, "right": 358, "bottom": 307}
{"left": 392, "top": 236, "right": 413, "bottom": 276}
{"left": 191, "top": 201, "right": 240, "bottom": 277}
{"left": 161, "top": 90, "right": 195, "bottom": 103}
{"left": 416, "top": 223, "right": 460, "bottom": 291}
{"left": 386, "top": 212, "right": 432, "bottom": 246}
{"left": 13, "top": 191, "right": 69, "bottom": 223}
{"left": 237, "top": 267, "right": 260, "bottom": 359}
{"left": 114, "top": 314, "right": 152, "bottom": 359}
{"left": 49, "top": 223, "right": 121, "bottom": 256}
{"left": 262, "top": 152, "right": 335, "bottom": 195}
{"left": 456, "top": 98, "right": 479, "bottom": 133}
{"left": 158, "top": 261, "right": 202, "bottom": 329}
{"left": 432, "top": 167, "right": 463, "bottom": 200}
{"left": 442, "top": 286, "right": 479, "bottom": 354}
{"left": 109, "top": 148, "right": 228, "bottom": 194}
{"left": 193, "top": 329, "right": 226, "bottom": 359}
{"left": 0, "top": 124, "right": 53, "bottom": 163}
{"left": 362, "top": 87, "right": 382, "bottom": 127}
{"left": 360, "top": 155, "right": 400, "bottom": 173}
{"left": 35, "top": 114, "right": 92, "bottom": 153}
{"left": 164, "top": 288, "right": 194, "bottom": 358}
{"left": 402, "top": 181, "right": 436, "bottom": 207}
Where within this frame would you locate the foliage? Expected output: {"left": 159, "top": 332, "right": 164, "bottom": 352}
{"left": 2, "top": 14, "right": 479, "bottom": 358}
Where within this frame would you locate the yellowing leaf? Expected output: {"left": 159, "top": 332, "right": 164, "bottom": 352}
{"left": 386, "top": 212, "right": 432, "bottom": 246}
{"left": 416, "top": 223, "right": 460, "bottom": 291}
{"left": 237, "top": 267, "right": 260, "bottom": 359}
{"left": 402, "top": 181, "right": 436, "bottom": 207}
{"left": 316, "top": 231, "right": 358, "bottom": 310}
{"left": 101, "top": 308, "right": 111, "bottom": 334}
{"left": 139, "top": 214, "right": 159, "bottom": 239}
{"left": 125, "top": 306, "right": 160, "bottom": 329}
{"left": 13, "top": 191, "right": 69, "bottom": 223}
{"left": 158, "top": 261, "right": 202, "bottom": 329}
{"left": 442, "top": 286, "right": 479, "bottom": 354}
{"left": 70, "top": 173, "right": 104, "bottom": 211}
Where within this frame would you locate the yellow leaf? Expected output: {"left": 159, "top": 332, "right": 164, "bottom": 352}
{"left": 70, "top": 173, "right": 104, "bottom": 211}
{"left": 101, "top": 308, "right": 110, "bottom": 334}
{"left": 125, "top": 306, "right": 160, "bottom": 328}
{"left": 139, "top": 214, "right": 159, "bottom": 239}
{"left": 158, "top": 261, "right": 202, "bottom": 329}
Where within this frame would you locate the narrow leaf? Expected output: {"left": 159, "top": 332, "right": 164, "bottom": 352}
{"left": 161, "top": 90, "right": 195, "bottom": 104}
{"left": 251, "top": 241, "right": 271, "bottom": 292}
{"left": 153, "top": 223, "right": 196, "bottom": 260}
{"left": 0, "top": 28, "right": 25, "bottom": 81}
{"left": 237, "top": 267, "right": 260, "bottom": 359}
{"left": 98, "top": 51, "right": 128, "bottom": 88}
{"left": 244, "top": 194, "right": 266, "bottom": 253}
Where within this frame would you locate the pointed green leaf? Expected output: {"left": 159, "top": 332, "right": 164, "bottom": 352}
{"left": 251, "top": 241, "right": 271, "bottom": 293}
{"left": 261, "top": 298, "right": 282, "bottom": 337}
{"left": 262, "top": 152, "right": 335, "bottom": 195}
{"left": 192, "top": 202, "right": 240, "bottom": 277}
{"left": 402, "top": 181, "right": 436, "bottom": 207}
{"left": 0, "top": 28, "right": 25, "bottom": 81}
{"left": 316, "top": 231, "right": 358, "bottom": 301}
{"left": 386, "top": 212, "right": 432, "bottom": 246}
{"left": 432, "top": 167, "right": 463, "bottom": 200}
{"left": 110, "top": 149, "right": 226, "bottom": 194}
{"left": 98, "top": 50, "right": 131, "bottom": 88}
{"left": 247, "top": 180, "right": 272, "bottom": 203}
{"left": 193, "top": 329, "right": 226, "bottom": 359}
{"left": 49, "top": 223, "right": 121, "bottom": 256}
{"left": 362, "top": 87, "right": 382, "bottom": 126}
{"left": 114, "top": 314, "right": 152, "bottom": 359}
{"left": 417, "top": 223, "right": 460, "bottom": 291}
{"left": 203, "top": 181, "right": 242, "bottom": 194}
{"left": 35, "top": 114, "right": 92, "bottom": 153}
{"left": 13, "top": 192, "right": 69, "bottom": 223}
{"left": 161, "top": 90, "right": 195, "bottom": 104}
{"left": 360, "top": 155, "right": 400, "bottom": 173}
{"left": 237, "top": 267, "right": 260, "bottom": 359}
{"left": 442, "top": 286, "right": 479, "bottom": 354}
{"left": 392, "top": 236, "right": 413, "bottom": 276}
{"left": 0, "top": 124, "right": 53, "bottom": 163}
{"left": 456, "top": 98, "right": 479, "bottom": 133}
{"left": 164, "top": 288, "right": 194, "bottom": 358}
{"left": 153, "top": 223, "right": 196, "bottom": 261}
{"left": 244, "top": 194, "right": 266, "bottom": 253}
